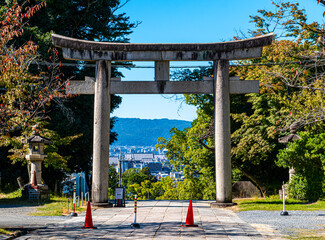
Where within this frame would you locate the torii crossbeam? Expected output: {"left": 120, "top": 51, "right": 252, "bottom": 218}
{"left": 52, "top": 33, "right": 273, "bottom": 207}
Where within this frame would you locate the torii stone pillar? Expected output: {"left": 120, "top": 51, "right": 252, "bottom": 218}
{"left": 214, "top": 60, "right": 232, "bottom": 204}
{"left": 52, "top": 33, "right": 273, "bottom": 206}
{"left": 92, "top": 60, "right": 111, "bottom": 205}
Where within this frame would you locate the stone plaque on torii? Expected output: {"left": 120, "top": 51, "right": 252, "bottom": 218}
{"left": 52, "top": 33, "right": 273, "bottom": 207}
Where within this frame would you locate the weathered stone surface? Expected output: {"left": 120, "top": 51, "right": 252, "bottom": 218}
{"left": 155, "top": 61, "right": 169, "bottom": 81}
{"left": 214, "top": 60, "right": 232, "bottom": 203}
{"left": 13, "top": 201, "right": 279, "bottom": 239}
{"left": 92, "top": 60, "right": 110, "bottom": 204}
{"left": 62, "top": 47, "right": 264, "bottom": 61}
{"left": 66, "top": 79, "right": 259, "bottom": 95}
{"left": 52, "top": 33, "right": 273, "bottom": 61}
{"left": 232, "top": 181, "right": 261, "bottom": 198}
{"left": 278, "top": 134, "right": 300, "bottom": 143}
{"left": 230, "top": 80, "right": 259, "bottom": 94}
{"left": 52, "top": 33, "right": 273, "bottom": 52}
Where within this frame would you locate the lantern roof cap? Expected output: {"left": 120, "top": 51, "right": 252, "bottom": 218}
{"left": 278, "top": 122, "right": 303, "bottom": 144}
{"left": 22, "top": 125, "right": 51, "bottom": 144}
{"left": 278, "top": 134, "right": 300, "bottom": 144}
{"left": 22, "top": 133, "right": 51, "bottom": 144}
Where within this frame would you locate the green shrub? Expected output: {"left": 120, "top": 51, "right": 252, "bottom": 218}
{"left": 277, "top": 132, "right": 325, "bottom": 202}
{"left": 288, "top": 175, "right": 308, "bottom": 200}
{"left": 288, "top": 174, "right": 323, "bottom": 202}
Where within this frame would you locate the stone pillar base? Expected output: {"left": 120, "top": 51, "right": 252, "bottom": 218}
{"left": 91, "top": 202, "right": 113, "bottom": 208}
{"left": 210, "top": 202, "right": 237, "bottom": 208}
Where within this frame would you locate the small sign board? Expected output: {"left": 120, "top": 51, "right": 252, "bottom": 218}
{"left": 115, "top": 187, "right": 124, "bottom": 200}
{"left": 114, "top": 187, "right": 125, "bottom": 207}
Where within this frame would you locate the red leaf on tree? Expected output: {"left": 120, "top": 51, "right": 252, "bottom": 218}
{"left": 294, "top": 70, "right": 298, "bottom": 77}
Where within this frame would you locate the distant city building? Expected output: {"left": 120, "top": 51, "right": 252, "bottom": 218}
{"left": 110, "top": 156, "right": 119, "bottom": 165}
{"left": 170, "top": 172, "right": 184, "bottom": 181}
{"left": 109, "top": 147, "right": 178, "bottom": 180}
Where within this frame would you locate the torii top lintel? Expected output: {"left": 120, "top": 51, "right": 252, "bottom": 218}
{"left": 52, "top": 33, "right": 274, "bottom": 62}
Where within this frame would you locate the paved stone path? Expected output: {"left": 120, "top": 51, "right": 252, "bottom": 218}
{"left": 16, "top": 200, "right": 284, "bottom": 240}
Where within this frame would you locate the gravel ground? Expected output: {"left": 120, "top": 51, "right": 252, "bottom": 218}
{"left": 0, "top": 204, "right": 72, "bottom": 240}
{"left": 237, "top": 210, "right": 325, "bottom": 236}
{"left": 0, "top": 205, "right": 37, "bottom": 215}
{"left": 0, "top": 204, "right": 70, "bottom": 228}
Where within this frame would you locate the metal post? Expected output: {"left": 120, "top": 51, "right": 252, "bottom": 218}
{"left": 83, "top": 172, "right": 86, "bottom": 200}
{"left": 76, "top": 196, "right": 80, "bottom": 207}
{"left": 85, "top": 192, "right": 90, "bottom": 202}
{"left": 131, "top": 194, "right": 140, "bottom": 228}
{"left": 78, "top": 173, "right": 81, "bottom": 198}
{"left": 81, "top": 193, "right": 84, "bottom": 206}
{"left": 71, "top": 179, "right": 78, "bottom": 216}
{"left": 280, "top": 185, "right": 288, "bottom": 216}
{"left": 119, "top": 153, "right": 122, "bottom": 187}
{"left": 67, "top": 198, "right": 72, "bottom": 213}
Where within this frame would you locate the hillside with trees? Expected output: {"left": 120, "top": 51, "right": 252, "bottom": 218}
{"left": 112, "top": 118, "right": 190, "bottom": 146}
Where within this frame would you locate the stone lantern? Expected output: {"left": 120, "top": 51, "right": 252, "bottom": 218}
{"left": 278, "top": 122, "right": 301, "bottom": 182}
{"left": 22, "top": 125, "right": 51, "bottom": 196}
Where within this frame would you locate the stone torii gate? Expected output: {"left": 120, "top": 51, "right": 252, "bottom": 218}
{"left": 52, "top": 33, "right": 273, "bottom": 207}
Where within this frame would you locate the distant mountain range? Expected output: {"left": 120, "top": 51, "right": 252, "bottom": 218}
{"left": 112, "top": 118, "right": 191, "bottom": 146}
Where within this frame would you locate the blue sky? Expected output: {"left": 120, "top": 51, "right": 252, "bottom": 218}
{"left": 112, "top": 0, "right": 324, "bottom": 121}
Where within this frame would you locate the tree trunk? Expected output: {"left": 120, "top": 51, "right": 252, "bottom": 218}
{"left": 232, "top": 162, "right": 266, "bottom": 198}
{"left": 198, "top": 140, "right": 266, "bottom": 197}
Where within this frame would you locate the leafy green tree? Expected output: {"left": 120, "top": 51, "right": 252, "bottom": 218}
{"left": 155, "top": 177, "right": 178, "bottom": 200}
{"left": 122, "top": 167, "right": 159, "bottom": 199}
{"left": 32, "top": 0, "right": 136, "bottom": 188}
{"left": 108, "top": 165, "right": 118, "bottom": 199}
{"left": 157, "top": 1, "right": 325, "bottom": 197}
{"left": 0, "top": 0, "right": 55, "bottom": 136}
{"left": 38, "top": 0, "right": 136, "bottom": 189}
{"left": 0, "top": 0, "right": 137, "bottom": 190}
{"left": 248, "top": 0, "right": 325, "bottom": 129}
{"left": 0, "top": 0, "right": 78, "bottom": 190}
{"left": 109, "top": 165, "right": 118, "bottom": 189}
{"left": 122, "top": 168, "right": 149, "bottom": 188}
{"left": 127, "top": 180, "right": 152, "bottom": 200}
{"left": 240, "top": 0, "right": 325, "bottom": 198}
{"left": 227, "top": 1, "right": 325, "bottom": 195}
{"left": 140, "top": 167, "right": 157, "bottom": 183}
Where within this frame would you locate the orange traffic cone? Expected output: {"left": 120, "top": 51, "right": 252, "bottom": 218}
{"left": 82, "top": 201, "right": 97, "bottom": 229}
{"left": 181, "top": 200, "right": 198, "bottom": 227}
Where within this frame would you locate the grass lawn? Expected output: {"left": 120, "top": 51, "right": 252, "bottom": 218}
{"left": 233, "top": 195, "right": 325, "bottom": 212}
{"left": 30, "top": 195, "right": 87, "bottom": 216}
{"left": 0, "top": 189, "right": 87, "bottom": 216}
{"left": 0, "top": 189, "right": 37, "bottom": 206}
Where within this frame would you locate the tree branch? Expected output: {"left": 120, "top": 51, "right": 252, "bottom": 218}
{"left": 198, "top": 139, "right": 214, "bottom": 153}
